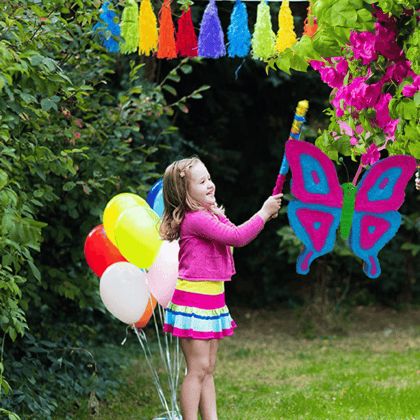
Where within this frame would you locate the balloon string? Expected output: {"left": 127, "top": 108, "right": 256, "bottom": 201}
{"left": 121, "top": 325, "right": 131, "bottom": 346}
{"left": 148, "top": 303, "right": 182, "bottom": 419}
{"left": 133, "top": 328, "right": 172, "bottom": 416}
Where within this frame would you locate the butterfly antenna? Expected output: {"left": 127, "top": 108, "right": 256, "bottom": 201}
{"left": 339, "top": 157, "right": 350, "bottom": 183}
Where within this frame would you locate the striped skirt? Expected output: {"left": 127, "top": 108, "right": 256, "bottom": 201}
{"left": 163, "top": 279, "right": 237, "bottom": 340}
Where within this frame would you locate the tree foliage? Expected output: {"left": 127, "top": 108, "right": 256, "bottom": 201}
{"left": 0, "top": 0, "right": 207, "bottom": 417}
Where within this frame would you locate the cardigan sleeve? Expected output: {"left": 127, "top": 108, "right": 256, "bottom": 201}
{"left": 184, "top": 211, "right": 265, "bottom": 247}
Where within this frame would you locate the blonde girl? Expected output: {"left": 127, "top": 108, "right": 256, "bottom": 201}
{"left": 160, "top": 157, "right": 282, "bottom": 420}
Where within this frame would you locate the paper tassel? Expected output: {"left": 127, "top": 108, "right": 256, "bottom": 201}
{"left": 139, "top": 0, "right": 158, "bottom": 56}
{"left": 227, "top": 0, "right": 251, "bottom": 58}
{"left": 120, "top": 0, "right": 139, "bottom": 54}
{"left": 176, "top": 7, "right": 198, "bottom": 57}
{"left": 251, "top": 0, "right": 275, "bottom": 61}
{"left": 198, "top": 0, "right": 226, "bottom": 58}
{"left": 303, "top": 2, "right": 317, "bottom": 38}
{"left": 93, "top": 1, "right": 120, "bottom": 53}
{"left": 157, "top": 0, "right": 177, "bottom": 59}
{"left": 275, "top": 0, "right": 297, "bottom": 55}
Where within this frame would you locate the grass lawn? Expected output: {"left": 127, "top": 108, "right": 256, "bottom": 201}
{"left": 59, "top": 305, "right": 420, "bottom": 420}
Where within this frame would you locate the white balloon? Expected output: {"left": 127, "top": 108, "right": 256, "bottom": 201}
{"left": 147, "top": 240, "right": 179, "bottom": 308}
{"left": 100, "top": 262, "right": 150, "bottom": 324}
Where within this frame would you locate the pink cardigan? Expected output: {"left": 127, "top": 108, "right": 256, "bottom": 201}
{"left": 178, "top": 210, "right": 265, "bottom": 281}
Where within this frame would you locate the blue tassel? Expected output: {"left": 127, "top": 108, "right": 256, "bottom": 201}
{"left": 93, "top": 1, "right": 120, "bottom": 53}
{"left": 227, "top": 0, "right": 251, "bottom": 58}
{"left": 198, "top": 0, "right": 226, "bottom": 58}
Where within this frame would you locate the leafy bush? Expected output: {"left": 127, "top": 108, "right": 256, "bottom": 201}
{"left": 0, "top": 0, "right": 207, "bottom": 418}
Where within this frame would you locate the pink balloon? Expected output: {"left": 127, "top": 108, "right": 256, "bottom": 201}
{"left": 147, "top": 240, "right": 179, "bottom": 308}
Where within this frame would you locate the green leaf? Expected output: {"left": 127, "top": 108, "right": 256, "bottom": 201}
{"left": 28, "top": 260, "right": 41, "bottom": 281}
{"left": 1, "top": 378, "right": 11, "bottom": 395}
{"left": 0, "top": 169, "right": 8, "bottom": 189}
{"left": 63, "top": 182, "right": 76, "bottom": 191}
{"left": 167, "top": 72, "right": 181, "bottom": 82}
{"left": 408, "top": 142, "right": 420, "bottom": 159}
{"left": 180, "top": 64, "right": 192, "bottom": 74}
{"left": 162, "top": 85, "right": 177, "bottom": 96}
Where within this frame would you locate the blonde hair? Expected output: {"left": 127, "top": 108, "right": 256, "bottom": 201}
{"left": 159, "top": 157, "right": 224, "bottom": 241}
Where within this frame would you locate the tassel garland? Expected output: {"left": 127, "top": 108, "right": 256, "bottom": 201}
{"left": 157, "top": 0, "right": 177, "bottom": 59}
{"left": 139, "top": 0, "right": 159, "bottom": 56}
{"left": 176, "top": 7, "right": 198, "bottom": 57}
{"left": 198, "top": 0, "right": 226, "bottom": 58}
{"left": 251, "top": 0, "right": 275, "bottom": 61}
{"left": 120, "top": 0, "right": 139, "bottom": 54}
{"left": 275, "top": 0, "right": 297, "bottom": 55}
{"left": 93, "top": 1, "right": 120, "bottom": 53}
{"left": 99, "top": 0, "right": 317, "bottom": 61}
{"left": 227, "top": 0, "right": 251, "bottom": 58}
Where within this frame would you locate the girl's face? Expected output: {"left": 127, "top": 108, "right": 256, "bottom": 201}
{"left": 188, "top": 162, "right": 216, "bottom": 209}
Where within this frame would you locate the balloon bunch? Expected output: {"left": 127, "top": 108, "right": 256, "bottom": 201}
{"left": 84, "top": 180, "right": 178, "bottom": 327}
{"left": 84, "top": 180, "right": 183, "bottom": 419}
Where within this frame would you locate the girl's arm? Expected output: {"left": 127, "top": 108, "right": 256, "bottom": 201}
{"left": 186, "top": 211, "right": 265, "bottom": 247}
{"left": 186, "top": 195, "right": 282, "bottom": 247}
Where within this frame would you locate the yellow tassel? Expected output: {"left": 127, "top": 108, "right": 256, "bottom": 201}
{"left": 275, "top": 0, "right": 297, "bottom": 55}
{"left": 139, "top": 0, "right": 158, "bottom": 56}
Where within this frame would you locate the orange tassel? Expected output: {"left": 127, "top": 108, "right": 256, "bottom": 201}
{"left": 157, "top": 0, "right": 177, "bottom": 59}
{"left": 303, "top": 2, "right": 317, "bottom": 38}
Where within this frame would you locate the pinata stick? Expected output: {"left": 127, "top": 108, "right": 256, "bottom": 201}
{"left": 272, "top": 100, "right": 309, "bottom": 195}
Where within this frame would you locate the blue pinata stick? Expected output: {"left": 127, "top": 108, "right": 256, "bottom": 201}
{"left": 272, "top": 100, "right": 309, "bottom": 195}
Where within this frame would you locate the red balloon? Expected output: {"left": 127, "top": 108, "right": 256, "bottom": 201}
{"left": 84, "top": 225, "right": 127, "bottom": 277}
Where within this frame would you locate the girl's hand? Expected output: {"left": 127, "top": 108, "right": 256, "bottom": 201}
{"left": 416, "top": 172, "right": 420, "bottom": 191}
{"left": 258, "top": 194, "right": 283, "bottom": 222}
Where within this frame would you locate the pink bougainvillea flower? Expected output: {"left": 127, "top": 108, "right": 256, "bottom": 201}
{"left": 350, "top": 30, "right": 378, "bottom": 65}
{"left": 335, "top": 57, "right": 349, "bottom": 75}
{"left": 361, "top": 143, "right": 380, "bottom": 167}
{"left": 319, "top": 67, "right": 345, "bottom": 88}
{"left": 374, "top": 22, "right": 403, "bottom": 61}
{"left": 386, "top": 59, "right": 411, "bottom": 84}
{"left": 373, "top": 93, "right": 392, "bottom": 128}
{"left": 74, "top": 132, "right": 81, "bottom": 139}
{"left": 402, "top": 74, "right": 420, "bottom": 97}
{"left": 334, "top": 121, "right": 370, "bottom": 146}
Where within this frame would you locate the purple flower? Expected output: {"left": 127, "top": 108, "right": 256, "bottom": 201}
{"left": 361, "top": 143, "right": 380, "bottom": 167}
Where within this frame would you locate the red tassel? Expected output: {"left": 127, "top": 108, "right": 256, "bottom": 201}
{"left": 157, "top": 0, "right": 177, "bottom": 59}
{"left": 176, "top": 7, "right": 198, "bottom": 57}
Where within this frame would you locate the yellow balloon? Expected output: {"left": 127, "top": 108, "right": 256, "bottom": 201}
{"left": 103, "top": 193, "right": 147, "bottom": 246}
{"left": 114, "top": 206, "right": 162, "bottom": 269}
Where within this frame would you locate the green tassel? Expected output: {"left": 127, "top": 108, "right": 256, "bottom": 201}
{"left": 251, "top": 0, "right": 275, "bottom": 61}
{"left": 121, "top": 0, "right": 139, "bottom": 54}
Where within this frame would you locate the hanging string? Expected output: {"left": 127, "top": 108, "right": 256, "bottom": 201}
{"left": 93, "top": 1, "right": 120, "bottom": 53}
{"left": 139, "top": 0, "right": 159, "bottom": 56}
{"left": 227, "top": 0, "right": 251, "bottom": 58}
{"left": 197, "top": 0, "right": 226, "bottom": 58}
{"left": 251, "top": 0, "right": 275, "bottom": 61}
{"left": 157, "top": 0, "right": 177, "bottom": 59}
{"left": 275, "top": 0, "right": 297, "bottom": 55}
{"left": 176, "top": 6, "right": 198, "bottom": 57}
{"left": 120, "top": 0, "right": 139, "bottom": 54}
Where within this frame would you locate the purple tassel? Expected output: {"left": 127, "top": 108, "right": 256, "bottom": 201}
{"left": 198, "top": 0, "right": 226, "bottom": 58}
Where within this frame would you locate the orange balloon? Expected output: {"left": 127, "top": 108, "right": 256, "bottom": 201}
{"left": 134, "top": 294, "right": 157, "bottom": 330}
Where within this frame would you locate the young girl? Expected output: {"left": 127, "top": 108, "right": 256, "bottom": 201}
{"left": 159, "top": 157, "right": 282, "bottom": 420}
